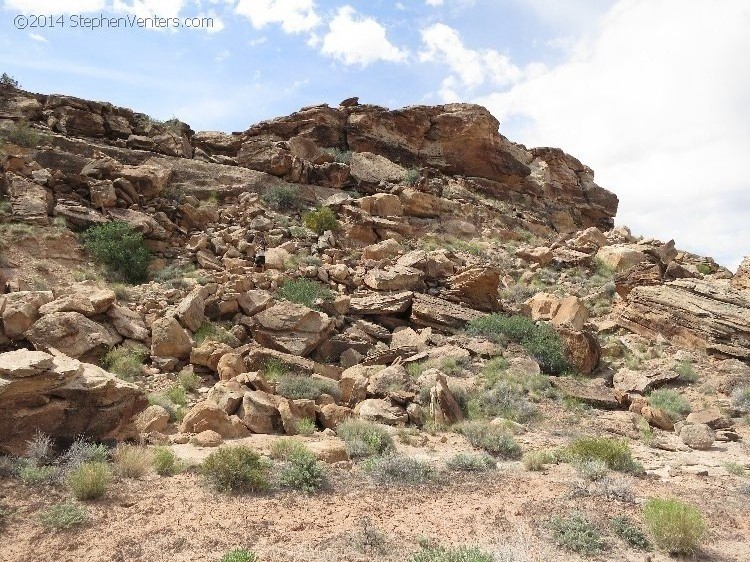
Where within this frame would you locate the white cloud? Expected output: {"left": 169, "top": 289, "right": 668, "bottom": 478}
{"left": 425, "top": 0, "right": 443, "bottom": 5}
{"left": 28, "top": 33, "right": 47, "bottom": 42}
{"left": 4, "top": 0, "right": 105, "bottom": 13}
{"left": 420, "top": 23, "right": 522, "bottom": 90}
{"left": 214, "top": 49, "right": 229, "bottom": 62}
{"left": 320, "top": 6, "right": 408, "bottom": 66}
{"left": 112, "top": 0, "right": 186, "bottom": 18}
{"left": 477, "top": 0, "right": 750, "bottom": 269}
{"left": 235, "top": 0, "right": 320, "bottom": 34}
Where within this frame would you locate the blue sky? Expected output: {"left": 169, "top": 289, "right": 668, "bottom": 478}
{"left": 1, "top": 0, "right": 748, "bottom": 270}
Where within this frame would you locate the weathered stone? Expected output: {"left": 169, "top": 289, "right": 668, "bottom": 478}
{"left": 557, "top": 328, "right": 600, "bottom": 375}
{"left": 150, "top": 316, "right": 192, "bottom": 360}
{"left": 614, "top": 261, "right": 663, "bottom": 298}
{"left": 430, "top": 373, "right": 465, "bottom": 425}
{"left": 25, "top": 312, "right": 121, "bottom": 362}
{"left": 595, "top": 245, "right": 649, "bottom": 273}
{"left": 363, "top": 238, "right": 402, "bottom": 261}
{"left": 641, "top": 406, "right": 674, "bottom": 431}
{"left": 307, "top": 439, "right": 349, "bottom": 463}
{"left": 550, "top": 377, "right": 619, "bottom": 409}
{"left": 237, "top": 390, "right": 282, "bottom": 434}
{"left": 6, "top": 172, "right": 53, "bottom": 225}
{"left": 349, "top": 291, "right": 413, "bottom": 315}
{"left": 613, "top": 368, "right": 680, "bottom": 394}
{"left": 216, "top": 352, "right": 245, "bottom": 381}
{"left": 679, "top": 423, "right": 715, "bottom": 450}
{"left": 566, "top": 227, "right": 608, "bottom": 254}
{"left": 522, "top": 293, "right": 561, "bottom": 321}
{"left": 399, "top": 188, "right": 442, "bottom": 218}
{"left": 175, "top": 286, "right": 206, "bottom": 332}
{"left": 1, "top": 291, "right": 54, "bottom": 340}
{"left": 206, "top": 380, "right": 246, "bottom": 415}
{"left": 515, "top": 246, "right": 553, "bottom": 266}
{"left": 731, "top": 256, "right": 750, "bottom": 291}
{"left": 278, "top": 398, "right": 316, "bottom": 435}
{"left": 411, "top": 293, "right": 484, "bottom": 331}
{"left": 135, "top": 405, "right": 169, "bottom": 433}
{"left": 358, "top": 193, "right": 403, "bottom": 217}
{"left": 354, "top": 398, "right": 408, "bottom": 425}
{"left": 444, "top": 267, "right": 500, "bottom": 312}
{"left": 685, "top": 408, "right": 731, "bottom": 429}
{"left": 349, "top": 152, "right": 406, "bottom": 185}
{"left": 192, "top": 430, "right": 223, "bottom": 447}
{"left": 551, "top": 296, "right": 589, "bottom": 330}
{"left": 318, "top": 404, "right": 354, "bottom": 429}
{"left": 367, "top": 364, "right": 410, "bottom": 396}
{"left": 364, "top": 266, "right": 423, "bottom": 291}
{"left": 180, "top": 401, "right": 250, "bottom": 438}
{"left": 252, "top": 302, "right": 334, "bottom": 357}
{"left": 190, "top": 341, "right": 233, "bottom": 371}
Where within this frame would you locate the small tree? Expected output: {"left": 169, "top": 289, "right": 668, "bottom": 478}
{"left": 82, "top": 221, "right": 151, "bottom": 284}
{"left": 0, "top": 73, "right": 19, "bottom": 88}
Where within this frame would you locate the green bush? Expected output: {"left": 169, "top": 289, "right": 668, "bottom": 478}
{"left": 276, "top": 278, "right": 333, "bottom": 309}
{"left": 611, "top": 516, "right": 651, "bottom": 550}
{"left": 445, "top": 452, "right": 496, "bottom": 472}
{"left": 696, "top": 263, "right": 712, "bottom": 275}
{"left": 549, "top": 512, "right": 605, "bottom": 554}
{"left": 566, "top": 437, "right": 642, "bottom": 474}
{"left": 647, "top": 389, "right": 691, "bottom": 421}
{"left": 674, "top": 360, "right": 699, "bottom": 383}
{"left": 68, "top": 461, "right": 111, "bottom": 500}
{"left": 522, "top": 450, "right": 555, "bottom": 471}
{"left": 18, "top": 463, "right": 56, "bottom": 486}
{"left": 262, "top": 358, "right": 289, "bottom": 380}
{"left": 275, "top": 443, "right": 326, "bottom": 493}
{"left": 38, "top": 501, "right": 88, "bottom": 530}
{"left": 200, "top": 446, "right": 270, "bottom": 493}
{"left": 276, "top": 375, "right": 340, "bottom": 401}
{"left": 364, "top": 455, "right": 435, "bottom": 486}
{"left": 152, "top": 447, "right": 181, "bottom": 476}
{"left": 475, "top": 383, "right": 537, "bottom": 423}
{"left": 0, "top": 121, "right": 43, "bottom": 148}
{"left": 82, "top": 221, "right": 151, "bottom": 284}
{"left": 193, "top": 321, "right": 238, "bottom": 346}
{"left": 466, "top": 314, "right": 568, "bottom": 374}
{"left": 402, "top": 168, "right": 420, "bottom": 186}
{"left": 166, "top": 385, "right": 187, "bottom": 406}
{"left": 0, "top": 72, "right": 19, "bottom": 87}
{"left": 643, "top": 498, "right": 705, "bottom": 554}
{"left": 325, "top": 147, "right": 352, "bottom": 164}
{"left": 337, "top": 420, "right": 395, "bottom": 459}
{"left": 303, "top": 207, "right": 339, "bottom": 234}
{"left": 261, "top": 185, "right": 301, "bottom": 211}
{"left": 220, "top": 549, "right": 257, "bottom": 562}
{"left": 178, "top": 369, "right": 201, "bottom": 392}
{"left": 100, "top": 345, "right": 149, "bottom": 381}
{"left": 454, "top": 421, "right": 522, "bottom": 459}
{"left": 294, "top": 418, "right": 317, "bottom": 436}
{"left": 57, "top": 438, "right": 110, "bottom": 478}
{"left": 408, "top": 545, "right": 493, "bottom": 562}
{"left": 730, "top": 386, "right": 750, "bottom": 413}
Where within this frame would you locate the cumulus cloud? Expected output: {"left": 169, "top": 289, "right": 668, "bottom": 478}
{"left": 28, "top": 33, "right": 47, "bottom": 42}
{"left": 4, "top": 0, "right": 105, "bottom": 12}
{"left": 235, "top": 0, "right": 320, "bottom": 34}
{"left": 476, "top": 0, "right": 750, "bottom": 269}
{"left": 320, "top": 6, "right": 408, "bottom": 66}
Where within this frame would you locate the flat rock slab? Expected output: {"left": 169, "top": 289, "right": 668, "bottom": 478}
{"left": 550, "top": 377, "right": 620, "bottom": 409}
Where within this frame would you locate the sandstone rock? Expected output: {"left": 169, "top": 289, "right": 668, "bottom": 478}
{"left": 307, "top": 439, "right": 349, "bottom": 463}
{"left": 685, "top": 408, "right": 731, "bottom": 429}
{"left": 566, "top": 227, "right": 608, "bottom": 254}
{"left": 107, "top": 305, "right": 150, "bottom": 342}
{"left": 108, "top": 208, "right": 169, "bottom": 240}
{"left": 135, "top": 405, "right": 169, "bottom": 433}
{"left": 613, "top": 368, "right": 680, "bottom": 394}
{"left": 522, "top": 293, "right": 560, "bottom": 321}
{"left": 411, "top": 293, "right": 484, "bottom": 331}
{"left": 641, "top": 406, "right": 674, "bottom": 430}
{"left": 550, "top": 377, "right": 619, "bottom": 409}
{"left": 679, "top": 423, "right": 715, "bottom": 450}
{"left": 595, "top": 245, "right": 649, "bottom": 273}
{"left": 367, "top": 364, "right": 410, "bottom": 396}
{"left": 349, "top": 152, "right": 406, "bottom": 185}
{"left": 207, "top": 380, "right": 246, "bottom": 415}
{"left": 237, "top": 290, "right": 273, "bottom": 316}
{"left": 390, "top": 327, "right": 429, "bottom": 351}
{"left": 278, "top": 398, "right": 316, "bottom": 435}
{"left": 339, "top": 368, "right": 370, "bottom": 407}
{"left": 399, "top": 188, "right": 442, "bottom": 218}
{"left": 444, "top": 267, "right": 500, "bottom": 312}
{"left": 358, "top": 193, "right": 403, "bottom": 217}
{"left": 355, "top": 398, "right": 408, "bottom": 425}
{"left": 6, "top": 172, "right": 53, "bottom": 225}
{"left": 1, "top": 290, "right": 54, "bottom": 340}
{"left": 349, "top": 291, "right": 413, "bottom": 315}
{"left": 430, "top": 373, "right": 465, "bottom": 425}
{"left": 237, "top": 390, "right": 282, "bottom": 434}
{"left": 364, "top": 266, "right": 423, "bottom": 291}
{"left": 175, "top": 286, "right": 207, "bottom": 332}
{"left": 318, "top": 404, "right": 354, "bottom": 429}
{"left": 151, "top": 316, "right": 192, "bottom": 360}
{"left": 265, "top": 247, "right": 292, "bottom": 270}
{"left": 190, "top": 341, "right": 233, "bottom": 371}
{"left": 216, "top": 352, "right": 245, "bottom": 381}
{"left": 515, "top": 247, "right": 553, "bottom": 266}
{"left": 192, "top": 430, "right": 223, "bottom": 447}
{"left": 25, "top": 312, "right": 121, "bottom": 363}
{"left": 363, "top": 238, "right": 402, "bottom": 261}
{"left": 551, "top": 296, "right": 589, "bottom": 330}
{"left": 731, "top": 256, "right": 750, "bottom": 291}
{"left": 614, "top": 260, "right": 663, "bottom": 298}
{"left": 0, "top": 350, "right": 147, "bottom": 455}
{"left": 117, "top": 161, "right": 172, "bottom": 199}
{"left": 557, "top": 328, "right": 600, "bottom": 375}
{"left": 180, "top": 401, "right": 250, "bottom": 438}
{"left": 616, "top": 279, "right": 750, "bottom": 360}
{"left": 253, "top": 302, "right": 334, "bottom": 357}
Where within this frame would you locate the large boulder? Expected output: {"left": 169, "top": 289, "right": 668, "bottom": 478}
{"left": 151, "top": 316, "right": 192, "bottom": 360}
{"left": 363, "top": 266, "right": 424, "bottom": 291}
{"left": 237, "top": 390, "right": 282, "bottom": 434}
{"left": 180, "top": 401, "right": 250, "bottom": 438}
{"left": 349, "top": 152, "right": 406, "bottom": 185}
{"left": 444, "top": 267, "right": 500, "bottom": 312}
{"left": 399, "top": 188, "right": 442, "bottom": 218}
{"left": 363, "top": 239, "right": 403, "bottom": 261}
{"left": 0, "top": 290, "right": 54, "bottom": 340}
{"left": 595, "top": 245, "right": 650, "bottom": 273}
{"left": 557, "top": 328, "right": 600, "bottom": 375}
{"left": 6, "top": 172, "right": 53, "bottom": 225}
{"left": 411, "top": 293, "right": 484, "bottom": 331}
{"left": 358, "top": 193, "right": 403, "bottom": 217}
{"left": 349, "top": 291, "right": 413, "bottom": 315}
{"left": 732, "top": 256, "right": 750, "bottom": 291}
{"left": 175, "top": 286, "right": 207, "bottom": 332}
{"left": 613, "top": 368, "right": 680, "bottom": 394}
{"left": 354, "top": 398, "right": 408, "bottom": 425}
{"left": 0, "top": 350, "right": 147, "bottom": 455}
{"left": 252, "top": 302, "right": 335, "bottom": 357}
{"left": 25, "top": 312, "right": 121, "bottom": 363}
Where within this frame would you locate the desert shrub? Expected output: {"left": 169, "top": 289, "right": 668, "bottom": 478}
{"left": 364, "top": 455, "right": 435, "bottom": 486}
{"left": 548, "top": 512, "right": 605, "bottom": 555}
{"left": 696, "top": 263, "right": 712, "bottom": 275}
{"left": 408, "top": 545, "right": 494, "bottom": 562}
{"left": 261, "top": 185, "right": 301, "bottom": 211}
{"left": 152, "top": 447, "right": 181, "bottom": 476}
{"left": 275, "top": 443, "right": 326, "bottom": 493}
{"left": 643, "top": 498, "right": 706, "bottom": 554}
{"left": 57, "top": 438, "right": 109, "bottom": 478}
{"left": 674, "top": 360, "right": 699, "bottom": 383}
{"left": 445, "top": 452, "right": 496, "bottom": 472}
{"left": 262, "top": 358, "right": 289, "bottom": 380}
{"left": 647, "top": 389, "right": 691, "bottom": 421}
{"left": 403, "top": 168, "right": 420, "bottom": 186}
{"left": 193, "top": 321, "right": 238, "bottom": 346}
{"left": 276, "top": 278, "right": 333, "bottom": 308}
{"left": 294, "top": 418, "right": 317, "bottom": 436}
{"left": 166, "top": 385, "right": 188, "bottom": 406}
{"left": 68, "top": 461, "right": 111, "bottom": 500}
{"left": 566, "top": 437, "right": 642, "bottom": 474}
{"left": 178, "top": 369, "right": 200, "bottom": 392}
{"left": 269, "top": 438, "right": 309, "bottom": 461}
{"left": 724, "top": 462, "right": 746, "bottom": 477}
{"left": 0, "top": 121, "right": 43, "bottom": 148}
{"left": 574, "top": 458, "right": 609, "bottom": 481}
{"left": 200, "top": 446, "right": 270, "bottom": 493}
{"left": 25, "top": 431, "right": 53, "bottom": 465}
{"left": 147, "top": 393, "right": 184, "bottom": 423}
{"left": 475, "top": 382, "right": 537, "bottom": 423}
{"left": 220, "top": 549, "right": 258, "bottom": 562}
{"left": 454, "top": 421, "right": 522, "bottom": 459}
{"left": 325, "top": 147, "right": 352, "bottom": 164}
{"left": 0, "top": 72, "right": 19, "bottom": 87}
{"left": 571, "top": 475, "right": 635, "bottom": 503}
{"left": 275, "top": 375, "right": 340, "bottom": 401}
{"left": 522, "top": 450, "right": 555, "bottom": 471}
{"left": 113, "top": 444, "right": 150, "bottom": 478}
{"left": 730, "top": 386, "right": 750, "bottom": 413}
{"left": 18, "top": 462, "right": 56, "bottom": 486}
{"left": 466, "top": 314, "right": 568, "bottom": 374}
{"left": 349, "top": 517, "right": 389, "bottom": 555}
{"left": 100, "top": 345, "right": 148, "bottom": 381}
{"left": 337, "top": 420, "right": 395, "bottom": 459}
{"left": 611, "top": 516, "right": 651, "bottom": 550}
{"left": 82, "top": 221, "right": 151, "bottom": 284}
{"left": 38, "top": 501, "right": 88, "bottom": 530}
{"left": 303, "top": 206, "right": 339, "bottom": 234}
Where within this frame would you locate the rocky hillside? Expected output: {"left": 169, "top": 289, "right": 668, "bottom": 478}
{"left": 1, "top": 83, "right": 750, "bottom": 561}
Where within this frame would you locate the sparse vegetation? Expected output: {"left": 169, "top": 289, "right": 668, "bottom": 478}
{"left": 294, "top": 418, "right": 317, "bottom": 436}
{"left": 200, "top": 446, "right": 270, "bottom": 493}
{"left": 25, "top": 431, "right": 53, "bottom": 465}
{"left": 0, "top": 72, "right": 19, "bottom": 87}
{"left": 523, "top": 450, "right": 555, "bottom": 471}
{"left": 82, "top": 221, "right": 151, "bottom": 284}
{"left": 403, "top": 168, "right": 420, "bottom": 186}
{"left": 336, "top": 420, "right": 395, "bottom": 459}
{"left": 0, "top": 121, "right": 44, "bottom": 148}
{"left": 574, "top": 458, "right": 609, "bottom": 481}
{"left": 152, "top": 447, "right": 181, "bottom": 476}
{"left": 152, "top": 263, "right": 196, "bottom": 284}
{"left": 325, "top": 147, "right": 352, "bottom": 163}
{"left": 178, "top": 368, "right": 201, "bottom": 392}
{"left": 364, "top": 455, "right": 435, "bottom": 486}
{"left": 724, "top": 461, "right": 746, "bottom": 477}
{"left": 147, "top": 393, "right": 184, "bottom": 423}
{"left": 647, "top": 389, "right": 691, "bottom": 421}
{"left": 408, "top": 545, "right": 494, "bottom": 562}
{"left": 113, "top": 444, "right": 150, "bottom": 478}
{"left": 611, "top": 516, "right": 651, "bottom": 550}
{"left": 273, "top": 440, "right": 326, "bottom": 493}
{"left": 730, "top": 386, "right": 750, "bottom": 413}
{"left": 57, "top": 438, "right": 110, "bottom": 479}
{"left": 100, "top": 345, "right": 149, "bottom": 380}
{"left": 466, "top": 314, "right": 568, "bottom": 374}
{"left": 445, "top": 452, "right": 496, "bottom": 472}
{"left": 674, "top": 360, "right": 699, "bottom": 383}
{"left": 18, "top": 462, "right": 56, "bottom": 486}
{"left": 566, "top": 437, "right": 643, "bottom": 474}
{"left": 38, "top": 501, "right": 88, "bottom": 530}
{"left": 276, "top": 278, "right": 333, "bottom": 308}
{"left": 643, "top": 498, "right": 706, "bottom": 554}
{"left": 166, "top": 385, "right": 188, "bottom": 406}
{"left": 193, "top": 321, "right": 238, "bottom": 346}
{"left": 262, "top": 358, "right": 289, "bottom": 380}
{"left": 68, "top": 461, "right": 111, "bottom": 500}
{"left": 276, "top": 375, "right": 340, "bottom": 401}
{"left": 220, "top": 549, "right": 258, "bottom": 562}
{"left": 454, "top": 421, "right": 522, "bottom": 459}
{"left": 261, "top": 185, "right": 301, "bottom": 211}
{"left": 548, "top": 512, "right": 605, "bottom": 555}
{"left": 303, "top": 206, "right": 339, "bottom": 234}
